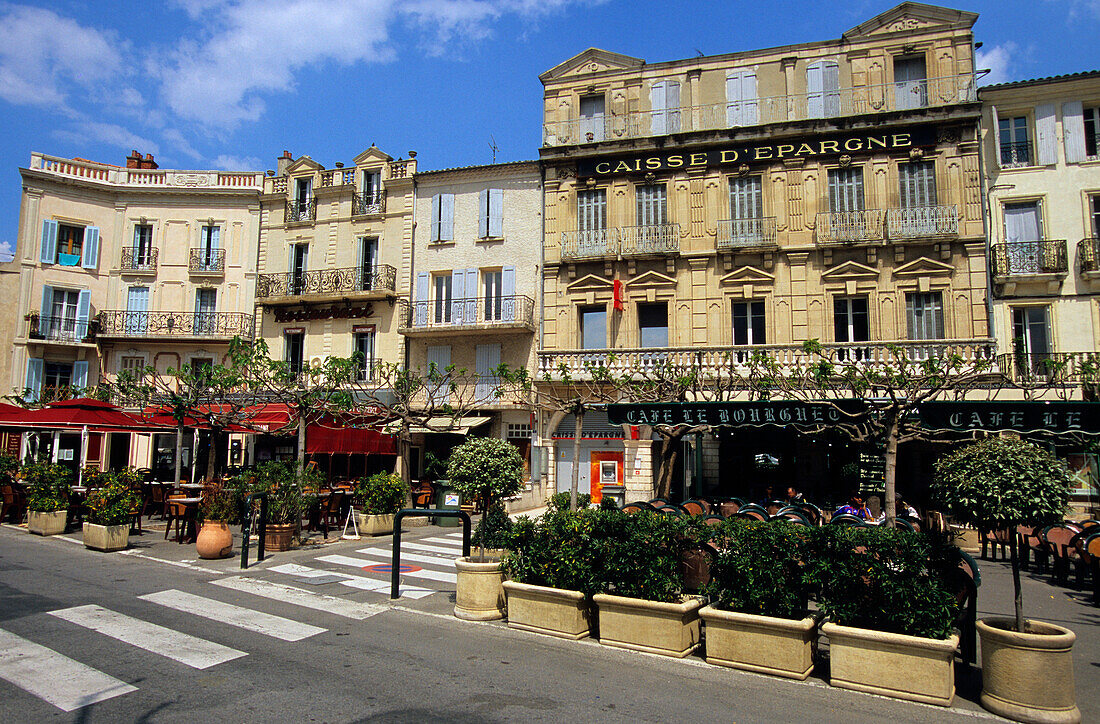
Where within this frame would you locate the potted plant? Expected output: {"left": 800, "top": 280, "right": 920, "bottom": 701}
{"left": 354, "top": 471, "right": 408, "bottom": 536}
{"left": 808, "top": 525, "right": 960, "bottom": 706}
{"left": 23, "top": 462, "right": 70, "bottom": 535}
{"left": 933, "top": 437, "right": 1079, "bottom": 722}
{"left": 591, "top": 510, "right": 704, "bottom": 658}
{"left": 196, "top": 482, "right": 240, "bottom": 559}
{"left": 83, "top": 470, "right": 139, "bottom": 552}
{"left": 447, "top": 437, "right": 523, "bottom": 620}
{"left": 502, "top": 509, "right": 600, "bottom": 639}
{"left": 249, "top": 461, "right": 315, "bottom": 552}
{"left": 700, "top": 518, "right": 818, "bottom": 680}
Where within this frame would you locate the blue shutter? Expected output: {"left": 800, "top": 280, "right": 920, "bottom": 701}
{"left": 465, "top": 268, "right": 478, "bottom": 323}
{"left": 40, "top": 220, "right": 57, "bottom": 264}
{"left": 415, "top": 272, "right": 429, "bottom": 326}
{"left": 210, "top": 226, "right": 220, "bottom": 250}
{"left": 807, "top": 62, "right": 824, "bottom": 118}
{"left": 650, "top": 81, "right": 666, "bottom": 135}
{"left": 40, "top": 285, "right": 53, "bottom": 320}
{"left": 478, "top": 189, "right": 489, "bottom": 238}
{"left": 430, "top": 195, "right": 441, "bottom": 241}
{"left": 75, "top": 289, "right": 91, "bottom": 340}
{"left": 451, "top": 270, "right": 465, "bottom": 325}
{"left": 502, "top": 266, "right": 516, "bottom": 321}
{"left": 81, "top": 226, "right": 100, "bottom": 269}
{"left": 24, "top": 358, "right": 43, "bottom": 402}
{"left": 489, "top": 188, "right": 504, "bottom": 237}
{"left": 441, "top": 194, "right": 454, "bottom": 241}
{"left": 72, "top": 361, "right": 89, "bottom": 390}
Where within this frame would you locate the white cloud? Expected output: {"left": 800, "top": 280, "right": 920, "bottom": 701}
{"left": 0, "top": 241, "right": 13, "bottom": 262}
{"left": 977, "top": 43, "right": 1017, "bottom": 86}
{"left": 211, "top": 154, "right": 263, "bottom": 171}
{"left": 54, "top": 122, "right": 160, "bottom": 155}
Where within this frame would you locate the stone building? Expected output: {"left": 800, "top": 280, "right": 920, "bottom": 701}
{"left": 537, "top": 2, "right": 991, "bottom": 504}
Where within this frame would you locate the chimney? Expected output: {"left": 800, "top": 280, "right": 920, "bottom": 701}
{"left": 126, "top": 150, "right": 142, "bottom": 169}
{"left": 141, "top": 153, "right": 158, "bottom": 170}
{"left": 277, "top": 150, "right": 293, "bottom": 177}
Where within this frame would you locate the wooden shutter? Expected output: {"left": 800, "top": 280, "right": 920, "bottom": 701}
{"left": 72, "top": 361, "right": 89, "bottom": 390}
{"left": 726, "top": 71, "right": 757, "bottom": 126}
{"left": 441, "top": 194, "right": 455, "bottom": 240}
{"left": 465, "top": 268, "right": 478, "bottom": 323}
{"left": 40, "top": 219, "right": 57, "bottom": 264}
{"left": 807, "top": 62, "right": 824, "bottom": 118}
{"left": 478, "top": 189, "right": 489, "bottom": 238}
{"left": 451, "top": 270, "right": 465, "bottom": 325}
{"left": 1063, "top": 101, "right": 1086, "bottom": 163}
{"left": 489, "top": 188, "right": 504, "bottom": 237}
{"left": 24, "top": 358, "right": 43, "bottom": 402}
{"left": 1036, "top": 104, "right": 1058, "bottom": 165}
{"left": 475, "top": 343, "right": 501, "bottom": 398}
{"left": 81, "top": 226, "right": 100, "bottom": 269}
{"left": 651, "top": 81, "right": 667, "bottom": 135}
{"left": 415, "top": 272, "right": 429, "bottom": 326}
{"left": 39, "top": 286, "right": 52, "bottom": 338}
{"left": 666, "top": 81, "right": 680, "bottom": 132}
{"left": 76, "top": 289, "right": 91, "bottom": 339}
{"left": 426, "top": 345, "right": 451, "bottom": 404}
{"left": 430, "top": 194, "right": 441, "bottom": 241}
{"left": 502, "top": 266, "right": 516, "bottom": 321}
{"left": 822, "top": 61, "right": 840, "bottom": 116}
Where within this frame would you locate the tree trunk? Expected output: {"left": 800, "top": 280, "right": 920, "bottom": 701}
{"left": 1010, "top": 534, "right": 1025, "bottom": 632}
{"left": 296, "top": 415, "right": 307, "bottom": 467}
{"left": 173, "top": 424, "right": 183, "bottom": 485}
{"left": 570, "top": 408, "right": 583, "bottom": 511}
{"left": 204, "top": 427, "right": 219, "bottom": 482}
{"left": 654, "top": 433, "right": 678, "bottom": 500}
{"left": 398, "top": 421, "right": 411, "bottom": 484}
{"left": 883, "top": 415, "right": 899, "bottom": 528}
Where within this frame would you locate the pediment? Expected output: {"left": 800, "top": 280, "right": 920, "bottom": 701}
{"left": 820, "top": 260, "right": 880, "bottom": 281}
{"left": 626, "top": 270, "right": 677, "bottom": 289}
{"left": 566, "top": 273, "right": 614, "bottom": 293}
{"left": 539, "top": 48, "right": 645, "bottom": 83}
{"left": 893, "top": 256, "right": 955, "bottom": 278}
{"left": 285, "top": 156, "right": 324, "bottom": 174}
{"left": 353, "top": 145, "right": 393, "bottom": 166}
{"left": 719, "top": 266, "right": 776, "bottom": 286}
{"left": 843, "top": 3, "right": 977, "bottom": 39}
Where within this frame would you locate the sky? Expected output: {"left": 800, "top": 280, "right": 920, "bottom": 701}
{"left": 0, "top": 0, "right": 1098, "bottom": 260}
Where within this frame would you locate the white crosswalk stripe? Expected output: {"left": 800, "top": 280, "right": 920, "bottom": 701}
{"left": 139, "top": 590, "right": 326, "bottom": 642}
{"left": 0, "top": 627, "right": 137, "bottom": 712}
{"left": 211, "top": 576, "right": 388, "bottom": 619}
{"left": 318, "top": 553, "right": 458, "bottom": 583}
{"left": 265, "top": 563, "right": 435, "bottom": 599}
{"left": 48, "top": 605, "right": 246, "bottom": 670}
{"left": 366, "top": 541, "right": 463, "bottom": 556}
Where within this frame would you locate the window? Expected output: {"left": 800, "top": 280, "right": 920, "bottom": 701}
{"left": 354, "top": 329, "right": 375, "bottom": 381}
{"left": 1004, "top": 201, "right": 1042, "bottom": 242}
{"left": 730, "top": 176, "right": 763, "bottom": 219}
{"left": 893, "top": 55, "right": 927, "bottom": 110}
{"left": 906, "top": 292, "right": 944, "bottom": 340}
{"left": 51, "top": 289, "right": 81, "bottom": 340}
{"left": 483, "top": 270, "right": 503, "bottom": 321}
{"left": 579, "top": 94, "right": 605, "bottom": 141}
{"left": 638, "top": 302, "right": 668, "bottom": 348}
{"left": 828, "top": 167, "right": 864, "bottom": 212}
{"left": 1012, "top": 307, "right": 1052, "bottom": 377}
{"left": 479, "top": 188, "right": 504, "bottom": 238}
{"left": 197, "top": 225, "right": 220, "bottom": 271}
{"left": 44, "top": 362, "right": 73, "bottom": 392}
{"left": 57, "top": 224, "right": 84, "bottom": 262}
{"left": 732, "top": 300, "right": 766, "bottom": 346}
{"left": 294, "top": 177, "right": 312, "bottom": 203}
{"left": 358, "top": 236, "right": 378, "bottom": 290}
{"left": 1091, "top": 194, "right": 1100, "bottom": 238}
{"left": 899, "top": 161, "right": 936, "bottom": 208}
{"left": 362, "top": 170, "right": 382, "bottom": 202}
{"left": 580, "top": 305, "right": 606, "bottom": 350}
{"left": 636, "top": 185, "right": 667, "bottom": 226}
{"left": 1085, "top": 108, "right": 1099, "bottom": 160}
{"left": 191, "top": 357, "right": 214, "bottom": 385}
{"left": 650, "top": 81, "right": 680, "bottom": 134}
{"left": 806, "top": 60, "right": 840, "bottom": 118}
{"left": 289, "top": 244, "right": 308, "bottom": 294}
{"left": 284, "top": 331, "right": 304, "bottom": 375}
{"left": 726, "top": 70, "right": 758, "bottom": 126}
{"left": 999, "top": 116, "right": 1031, "bottom": 166}
{"left": 475, "top": 343, "right": 501, "bottom": 399}
{"left": 126, "top": 286, "right": 149, "bottom": 334}
{"left": 195, "top": 288, "right": 217, "bottom": 334}
{"left": 40, "top": 220, "right": 99, "bottom": 268}
{"left": 430, "top": 193, "right": 454, "bottom": 242}
{"left": 426, "top": 345, "right": 451, "bottom": 404}
{"left": 834, "top": 296, "right": 869, "bottom": 360}
{"left": 132, "top": 225, "right": 153, "bottom": 267}
{"left": 434, "top": 273, "right": 453, "bottom": 324}
{"left": 118, "top": 356, "right": 145, "bottom": 381}
{"left": 577, "top": 189, "right": 607, "bottom": 231}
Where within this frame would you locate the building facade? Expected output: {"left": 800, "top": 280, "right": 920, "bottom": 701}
{"left": 538, "top": 3, "right": 991, "bottom": 504}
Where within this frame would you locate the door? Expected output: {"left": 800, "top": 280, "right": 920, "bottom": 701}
{"left": 194, "top": 288, "right": 216, "bottom": 334}
{"left": 894, "top": 55, "right": 927, "bottom": 110}
{"left": 126, "top": 286, "right": 149, "bottom": 334}
{"left": 589, "top": 451, "right": 623, "bottom": 504}
{"left": 358, "top": 237, "right": 378, "bottom": 291}
{"left": 579, "top": 94, "right": 605, "bottom": 141}
{"left": 290, "top": 244, "right": 308, "bottom": 294}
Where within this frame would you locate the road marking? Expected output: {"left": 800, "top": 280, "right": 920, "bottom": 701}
{"left": 423, "top": 535, "right": 465, "bottom": 546}
{"left": 319, "top": 553, "right": 457, "bottom": 583}
{"left": 0, "top": 628, "right": 136, "bottom": 712}
{"left": 211, "top": 577, "right": 388, "bottom": 619}
{"left": 363, "top": 541, "right": 463, "bottom": 556}
{"left": 48, "top": 605, "right": 244, "bottom": 670}
{"left": 139, "top": 590, "right": 326, "bottom": 642}
{"left": 266, "top": 563, "right": 435, "bottom": 599}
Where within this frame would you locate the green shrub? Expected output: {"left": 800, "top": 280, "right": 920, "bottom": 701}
{"left": 355, "top": 472, "right": 408, "bottom": 515}
{"left": 246, "top": 461, "right": 319, "bottom": 525}
{"left": 85, "top": 474, "right": 139, "bottom": 526}
{"left": 704, "top": 518, "right": 811, "bottom": 620}
{"left": 0, "top": 453, "right": 18, "bottom": 486}
{"left": 593, "top": 510, "right": 688, "bottom": 603}
{"left": 201, "top": 482, "right": 242, "bottom": 524}
{"left": 598, "top": 496, "right": 619, "bottom": 511}
{"left": 548, "top": 491, "right": 591, "bottom": 512}
{"left": 505, "top": 509, "right": 603, "bottom": 596}
{"left": 448, "top": 437, "right": 524, "bottom": 560}
{"left": 472, "top": 502, "right": 513, "bottom": 550}
{"left": 23, "top": 462, "right": 70, "bottom": 512}
{"left": 805, "top": 525, "right": 957, "bottom": 639}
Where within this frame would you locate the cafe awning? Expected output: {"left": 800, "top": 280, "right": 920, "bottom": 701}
{"left": 385, "top": 416, "right": 492, "bottom": 435}
{"left": 12, "top": 398, "right": 169, "bottom": 432}
{"left": 305, "top": 426, "right": 397, "bottom": 455}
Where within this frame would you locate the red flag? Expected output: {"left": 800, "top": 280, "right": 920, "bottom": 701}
{"left": 613, "top": 279, "right": 625, "bottom": 311}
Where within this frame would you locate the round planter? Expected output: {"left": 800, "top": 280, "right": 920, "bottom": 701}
{"left": 454, "top": 557, "right": 505, "bottom": 621}
{"left": 28, "top": 510, "right": 68, "bottom": 536}
{"left": 503, "top": 580, "right": 590, "bottom": 639}
{"left": 593, "top": 593, "right": 704, "bottom": 658}
{"left": 83, "top": 522, "right": 129, "bottom": 552}
{"left": 977, "top": 617, "right": 1080, "bottom": 723}
{"left": 196, "top": 520, "right": 234, "bottom": 559}
{"left": 699, "top": 604, "right": 817, "bottom": 680}
{"left": 264, "top": 523, "right": 296, "bottom": 552}
{"left": 355, "top": 512, "right": 395, "bottom": 537}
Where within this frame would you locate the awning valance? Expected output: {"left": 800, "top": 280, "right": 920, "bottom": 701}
{"left": 305, "top": 426, "right": 396, "bottom": 455}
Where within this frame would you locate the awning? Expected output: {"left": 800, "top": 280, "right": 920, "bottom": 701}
{"left": 386, "top": 416, "right": 492, "bottom": 435}
{"left": 305, "top": 426, "right": 397, "bottom": 455}
{"left": 11, "top": 398, "right": 170, "bottom": 432}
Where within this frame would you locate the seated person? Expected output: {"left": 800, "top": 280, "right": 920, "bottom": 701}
{"left": 834, "top": 495, "right": 870, "bottom": 519}
{"left": 786, "top": 486, "right": 804, "bottom": 504}
{"left": 875, "top": 493, "right": 919, "bottom": 523}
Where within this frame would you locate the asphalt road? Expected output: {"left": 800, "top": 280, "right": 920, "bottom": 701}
{"left": 0, "top": 526, "right": 999, "bottom": 723}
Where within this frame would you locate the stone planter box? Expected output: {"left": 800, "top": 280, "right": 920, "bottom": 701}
{"left": 454, "top": 557, "right": 505, "bottom": 621}
{"left": 822, "top": 621, "right": 958, "bottom": 706}
{"left": 977, "top": 617, "right": 1080, "bottom": 723}
{"left": 28, "top": 510, "right": 67, "bottom": 536}
{"left": 356, "top": 513, "right": 395, "bottom": 536}
{"left": 83, "top": 522, "right": 129, "bottom": 552}
{"left": 503, "top": 581, "right": 589, "bottom": 640}
{"left": 593, "top": 593, "right": 703, "bottom": 658}
{"left": 700, "top": 604, "right": 817, "bottom": 680}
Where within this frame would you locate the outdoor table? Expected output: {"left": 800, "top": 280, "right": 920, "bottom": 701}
{"left": 180, "top": 483, "right": 204, "bottom": 493}
{"left": 306, "top": 492, "right": 331, "bottom": 532}
{"left": 170, "top": 497, "right": 202, "bottom": 543}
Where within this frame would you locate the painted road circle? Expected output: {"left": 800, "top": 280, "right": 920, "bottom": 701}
{"left": 364, "top": 564, "right": 422, "bottom": 573}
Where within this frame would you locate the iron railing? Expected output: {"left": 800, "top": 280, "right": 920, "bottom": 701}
{"left": 999, "top": 352, "right": 1100, "bottom": 383}
{"left": 716, "top": 217, "right": 778, "bottom": 250}
{"left": 619, "top": 224, "right": 681, "bottom": 256}
{"left": 120, "top": 247, "right": 157, "bottom": 273}
{"left": 285, "top": 199, "right": 316, "bottom": 223}
{"left": 816, "top": 209, "right": 886, "bottom": 245}
{"left": 1078, "top": 238, "right": 1099, "bottom": 273}
{"left": 255, "top": 264, "right": 397, "bottom": 299}
{"left": 188, "top": 248, "right": 226, "bottom": 274}
{"left": 991, "top": 240, "right": 1068, "bottom": 277}
{"left": 98, "top": 311, "right": 255, "bottom": 339}
{"left": 999, "top": 141, "right": 1033, "bottom": 168}
{"left": 886, "top": 205, "right": 959, "bottom": 240}
{"left": 353, "top": 191, "right": 386, "bottom": 216}
{"left": 403, "top": 295, "right": 536, "bottom": 329}
{"left": 561, "top": 228, "right": 619, "bottom": 261}
{"left": 27, "top": 315, "right": 95, "bottom": 342}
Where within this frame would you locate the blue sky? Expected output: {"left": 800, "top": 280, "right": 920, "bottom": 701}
{"left": 0, "top": 0, "right": 1097, "bottom": 258}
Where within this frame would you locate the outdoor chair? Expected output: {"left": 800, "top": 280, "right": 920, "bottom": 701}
{"left": 681, "top": 499, "right": 708, "bottom": 516}
{"left": 680, "top": 541, "right": 718, "bottom": 593}
{"left": 621, "top": 503, "right": 646, "bottom": 514}
{"left": 1085, "top": 534, "right": 1100, "bottom": 604}
{"left": 163, "top": 494, "right": 196, "bottom": 543}
{"left": 899, "top": 515, "right": 921, "bottom": 532}
{"left": 702, "top": 514, "right": 724, "bottom": 526}
{"left": 829, "top": 513, "right": 867, "bottom": 527}
{"left": 1, "top": 484, "right": 26, "bottom": 524}
{"left": 649, "top": 497, "right": 669, "bottom": 507}
{"left": 1043, "top": 523, "right": 1082, "bottom": 587}
{"left": 1017, "top": 525, "right": 1044, "bottom": 572}
{"left": 732, "top": 509, "right": 766, "bottom": 522}
{"left": 772, "top": 508, "right": 811, "bottom": 525}
{"left": 793, "top": 502, "right": 822, "bottom": 525}
{"left": 765, "top": 499, "right": 785, "bottom": 516}
{"left": 1069, "top": 529, "right": 1099, "bottom": 590}
{"left": 945, "top": 548, "right": 981, "bottom": 664}
{"left": 980, "top": 527, "right": 1011, "bottom": 560}
{"left": 715, "top": 498, "right": 742, "bottom": 517}
{"left": 892, "top": 517, "right": 916, "bottom": 531}
{"left": 654, "top": 504, "right": 685, "bottom": 517}
{"left": 320, "top": 490, "right": 346, "bottom": 539}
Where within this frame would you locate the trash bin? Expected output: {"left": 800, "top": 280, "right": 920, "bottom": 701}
{"left": 434, "top": 480, "right": 460, "bottom": 527}
{"left": 601, "top": 484, "right": 626, "bottom": 509}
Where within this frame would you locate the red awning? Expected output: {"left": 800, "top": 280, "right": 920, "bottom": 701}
{"left": 13, "top": 398, "right": 168, "bottom": 432}
{"left": 306, "top": 425, "right": 396, "bottom": 455}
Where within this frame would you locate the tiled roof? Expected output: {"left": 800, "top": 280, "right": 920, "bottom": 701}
{"left": 415, "top": 160, "right": 537, "bottom": 177}
{"left": 980, "top": 69, "right": 1100, "bottom": 91}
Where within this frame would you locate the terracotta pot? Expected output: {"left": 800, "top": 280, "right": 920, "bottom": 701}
{"left": 977, "top": 617, "right": 1080, "bottom": 723}
{"left": 593, "top": 593, "right": 703, "bottom": 658}
{"left": 503, "top": 581, "right": 590, "bottom": 639}
{"left": 454, "top": 556, "right": 505, "bottom": 621}
{"left": 264, "top": 523, "right": 296, "bottom": 552}
{"left": 82, "top": 522, "right": 129, "bottom": 552}
{"left": 355, "top": 513, "right": 395, "bottom": 536}
{"left": 28, "top": 510, "right": 67, "bottom": 536}
{"left": 196, "top": 520, "right": 234, "bottom": 559}
{"left": 700, "top": 604, "right": 818, "bottom": 680}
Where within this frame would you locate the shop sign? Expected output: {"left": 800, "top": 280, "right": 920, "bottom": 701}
{"left": 607, "top": 401, "right": 864, "bottom": 427}
{"left": 917, "top": 401, "right": 1100, "bottom": 434}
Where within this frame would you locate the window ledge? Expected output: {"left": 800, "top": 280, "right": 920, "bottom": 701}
{"left": 477, "top": 236, "right": 505, "bottom": 244}
{"left": 428, "top": 240, "right": 455, "bottom": 247}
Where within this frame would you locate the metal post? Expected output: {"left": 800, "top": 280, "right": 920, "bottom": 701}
{"left": 390, "top": 508, "right": 470, "bottom": 599}
{"left": 240, "top": 492, "right": 268, "bottom": 569}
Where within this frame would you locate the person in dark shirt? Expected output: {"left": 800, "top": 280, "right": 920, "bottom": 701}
{"left": 786, "top": 486, "right": 804, "bottom": 504}
{"left": 834, "top": 495, "right": 870, "bottom": 519}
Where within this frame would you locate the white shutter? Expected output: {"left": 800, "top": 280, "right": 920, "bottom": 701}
{"left": 430, "top": 194, "right": 441, "bottom": 241}
{"left": 441, "top": 194, "right": 455, "bottom": 241}
{"left": 990, "top": 105, "right": 1002, "bottom": 169}
{"left": 807, "top": 62, "right": 824, "bottom": 118}
{"left": 1063, "top": 101, "right": 1086, "bottom": 163}
{"left": 82, "top": 226, "right": 100, "bottom": 269}
{"left": 1036, "top": 104, "right": 1058, "bottom": 165}
{"left": 823, "top": 61, "right": 840, "bottom": 117}
{"left": 650, "top": 81, "right": 667, "bottom": 135}
{"left": 725, "top": 73, "right": 742, "bottom": 127}
{"left": 451, "top": 270, "right": 465, "bottom": 325}
{"left": 24, "top": 358, "right": 43, "bottom": 402}
{"left": 76, "top": 289, "right": 91, "bottom": 340}
{"left": 741, "top": 71, "right": 757, "bottom": 125}
{"left": 72, "top": 361, "right": 89, "bottom": 389}
{"left": 465, "top": 269, "right": 478, "bottom": 323}
{"left": 426, "top": 345, "right": 451, "bottom": 404}
{"left": 415, "top": 271, "right": 429, "bottom": 326}
{"left": 489, "top": 188, "right": 504, "bottom": 237}
{"left": 40, "top": 219, "right": 57, "bottom": 264}
{"left": 502, "top": 266, "right": 516, "bottom": 322}
{"left": 478, "top": 189, "right": 489, "bottom": 238}
{"left": 666, "top": 81, "right": 680, "bottom": 133}
{"left": 210, "top": 226, "right": 220, "bottom": 251}
{"left": 727, "top": 71, "right": 757, "bottom": 126}
{"left": 475, "top": 343, "right": 501, "bottom": 399}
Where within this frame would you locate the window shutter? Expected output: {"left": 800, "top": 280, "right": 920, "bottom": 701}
{"left": 990, "top": 105, "right": 1002, "bottom": 169}
{"left": 40, "top": 285, "right": 53, "bottom": 317}
{"left": 741, "top": 71, "right": 758, "bottom": 125}
{"left": 666, "top": 81, "right": 680, "bottom": 132}
{"left": 489, "top": 188, "right": 504, "bottom": 237}
{"left": 806, "top": 62, "right": 824, "bottom": 118}
{"left": 76, "top": 289, "right": 91, "bottom": 339}
{"left": 502, "top": 265, "right": 516, "bottom": 321}
{"left": 430, "top": 194, "right": 441, "bottom": 241}
{"left": 81, "top": 226, "right": 100, "bottom": 269}
{"left": 475, "top": 343, "right": 501, "bottom": 399}
{"left": 1036, "top": 104, "right": 1058, "bottom": 165}
{"left": 725, "top": 72, "right": 742, "bottom": 127}
{"left": 478, "top": 189, "right": 489, "bottom": 238}
{"left": 465, "top": 268, "right": 478, "bottom": 322}
{"left": 441, "top": 194, "right": 455, "bottom": 240}
{"left": 72, "top": 361, "right": 89, "bottom": 390}
{"left": 210, "top": 226, "right": 220, "bottom": 251}
{"left": 823, "top": 61, "right": 840, "bottom": 116}
{"left": 426, "top": 345, "right": 451, "bottom": 404}
{"left": 40, "top": 219, "right": 57, "bottom": 264}
{"left": 415, "top": 271, "right": 429, "bottom": 326}
{"left": 451, "top": 270, "right": 465, "bottom": 324}
{"left": 650, "top": 81, "right": 666, "bottom": 135}
{"left": 1063, "top": 101, "right": 1086, "bottom": 163}
{"left": 24, "top": 358, "right": 43, "bottom": 402}
{"left": 287, "top": 244, "right": 294, "bottom": 275}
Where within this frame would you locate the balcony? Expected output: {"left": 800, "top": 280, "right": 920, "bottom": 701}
{"left": 28, "top": 153, "right": 264, "bottom": 190}
{"left": 255, "top": 265, "right": 397, "bottom": 302}
{"left": 98, "top": 311, "right": 254, "bottom": 340}
{"left": 120, "top": 247, "right": 157, "bottom": 274}
{"left": 26, "top": 315, "right": 96, "bottom": 344}
{"left": 561, "top": 229, "right": 619, "bottom": 261}
{"left": 886, "top": 205, "right": 959, "bottom": 241}
{"left": 991, "top": 240, "right": 1068, "bottom": 280}
{"left": 560, "top": 224, "right": 680, "bottom": 262}
{"left": 400, "top": 295, "right": 536, "bottom": 336}
{"left": 998, "top": 351, "right": 1100, "bottom": 384}
{"left": 1079, "top": 238, "right": 1099, "bottom": 275}
{"left": 999, "top": 141, "right": 1033, "bottom": 169}
{"left": 353, "top": 191, "right": 386, "bottom": 217}
{"left": 717, "top": 217, "right": 777, "bottom": 250}
{"left": 815, "top": 209, "right": 885, "bottom": 245}
{"left": 189, "top": 248, "right": 226, "bottom": 275}
{"left": 542, "top": 74, "right": 976, "bottom": 146}
{"left": 285, "top": 199, "right": 316, "bottom": 224}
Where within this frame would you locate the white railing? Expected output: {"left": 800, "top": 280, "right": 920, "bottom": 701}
{"left": 886, "top": 205, "right": 958, "bottom": 240}
{"left": 716, "top": 217, "right": 778, "bottom": 250}
{"left": 816, "top": 209, "right": 885, "bottom": 245}
{"left": 28, "top": 153, "right": 264, "bottom": 190}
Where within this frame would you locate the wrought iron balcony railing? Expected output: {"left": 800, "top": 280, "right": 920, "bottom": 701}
{"left": 561, "top": 228, "right": 620, "bottom": 261}
{"left": 619, "top": 224, "right": 680, "bottom": 256}
{"left": 403, "top": 295, "right": 536, "bottom": 330}
{"left": 991, "top": 240, "right": 1068, "bottom": 277}
{"left": 120, "top": 247, "right": 157, "bottom": 273}
{"left": 998, "top": 351, "right": 1100, "bottom": 383}
{"left": 189, "top": 248, "right": 226, "bottom": 274}
{"left": 1078, "top": 238, "right": 1099, "bottom": 273}
{"left": 98, "top": 311, "right": 255, "bottom": 339}
{"left": 716, "top": 217, "right": 778, "bottom": 250}
{"left": 815, "top": 209, "right": 886, "bottom": 245}
{"left": 543, "top": 74, "right": 976, "bottom": 146}
{"left": 352, "top": 191, "right": 386, "bottom": 216}
{"left": 999, "top": 141, "right": 1033, "bottom": 168}
{"left": 256, "top": 264, "right": 397, "bottom": 299}
{"left": 26, "top": 315, "right": 95, "bottom": 342}
{"left": 285, "top": 199, "right": 316, "bottom": 223}
{"left": 886, "top": 205, "right": 959, "bottom": 240}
